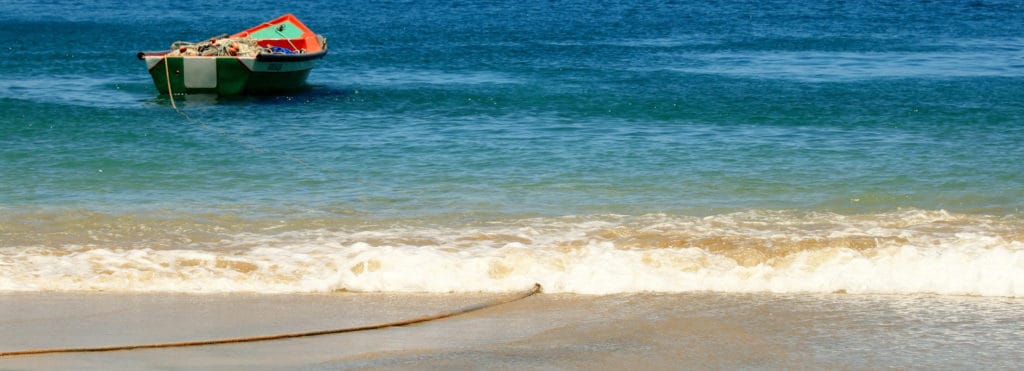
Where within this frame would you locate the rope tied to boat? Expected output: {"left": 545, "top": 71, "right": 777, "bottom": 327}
{"left": 162, "top": 54, "right": 178, "bottom": 111}
{"left": 0, "top": 284, "right": 542, "bottom": 357}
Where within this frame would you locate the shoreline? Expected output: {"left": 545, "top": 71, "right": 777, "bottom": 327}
{"left": 2, "top": 291, "right": 1021, "bottom": 369}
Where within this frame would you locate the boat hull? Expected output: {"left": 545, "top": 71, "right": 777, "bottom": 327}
{"left": 141, "top": 53, "right": 322, "bottom": 95}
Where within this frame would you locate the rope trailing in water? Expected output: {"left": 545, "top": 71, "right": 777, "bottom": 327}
{"left": 156, "top": 55, "right": 322, "bottom": 170}
{"left": 0, "top": 284, "right": 542, "bottom": 357}
{"left": 163, "top": 55, "right": 177, "bottom": 111}
{"left": 156, "top": 55, "right": 311, "bottom": 168}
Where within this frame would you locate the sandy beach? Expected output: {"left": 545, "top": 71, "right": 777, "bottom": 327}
{"left": 2, "top": 290, "right": 1021, "bottom": 369}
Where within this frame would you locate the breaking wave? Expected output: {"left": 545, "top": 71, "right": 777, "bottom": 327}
{"left": 1, "top": 209, "right": 1022, "bottom": 296}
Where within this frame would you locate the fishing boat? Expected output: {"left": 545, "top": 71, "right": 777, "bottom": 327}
{"left": 137, "top": 14, "right": 327, "bottom": 95}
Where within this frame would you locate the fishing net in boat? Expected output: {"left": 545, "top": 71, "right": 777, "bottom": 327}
{"left": 167, "top": 37, "right": 296, "bottom": 57}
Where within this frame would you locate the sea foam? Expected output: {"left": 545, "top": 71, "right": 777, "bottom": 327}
{"left": 2, "top": 210, "right": 1022, "bottom": 296}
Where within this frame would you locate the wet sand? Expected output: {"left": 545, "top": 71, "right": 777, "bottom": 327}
{"left": 2, "top": 290, "right": 1022, "bottom": 369}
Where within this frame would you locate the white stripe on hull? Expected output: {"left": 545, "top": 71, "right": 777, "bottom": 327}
{"left": 183, "top": 58, "right": 217, "bottom": 88}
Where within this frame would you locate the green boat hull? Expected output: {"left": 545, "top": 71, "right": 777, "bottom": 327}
{"left": 143, "top": 55, "right": 318, "bottom": 96}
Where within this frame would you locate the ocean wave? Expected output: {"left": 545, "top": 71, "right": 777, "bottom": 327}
{"left": 0, "top": 74, "right": 152, "bottom": 109}
{"left": 664, "top": 50, "right": 1024, "bottom": 81}
{"left": 1, "top": 209, "right": 1022, "bottom": 296}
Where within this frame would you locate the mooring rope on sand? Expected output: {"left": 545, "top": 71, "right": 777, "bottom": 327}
{"left": 0, "top": 284, "right": 542, "bottom": 357}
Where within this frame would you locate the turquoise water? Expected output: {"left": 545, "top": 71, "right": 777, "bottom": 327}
{"left": 1, "top": 1, "right": 1023, "bottom": 294}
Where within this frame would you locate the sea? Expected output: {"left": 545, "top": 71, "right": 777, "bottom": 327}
{"left": 1, "top": 0, "right": 1023, "bottom": 296}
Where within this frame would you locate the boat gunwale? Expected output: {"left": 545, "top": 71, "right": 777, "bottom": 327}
{"left": 254, "top": 49, "right": 327, "bottom": 62}
{"left": 137, "top": 48, "right": 327, "bottom": 63}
